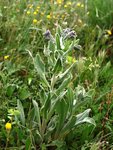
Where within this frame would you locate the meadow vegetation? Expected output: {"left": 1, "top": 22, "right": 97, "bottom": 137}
{"left": 0, "top": 0, "right": 113, "bottom": 149}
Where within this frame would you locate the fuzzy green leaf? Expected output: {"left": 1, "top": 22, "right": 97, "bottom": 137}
{"left": 55, "top": 99, "right": 69, "bottom": 136}
{"left": 56, "top": 33, "right": 61, "bottom": 50}
{"left": 32, "top": 100, "right": 41, "bottom": 131}
{"left": 34, "top": 54, "right": 49, "bottom": 87}
{"left": 43, "top": 93, "right": 51, "bottom": 119}
{"left": 34, "top": 54, "right": 45, "bottom": 75}
{"left": 47, "top": 91, "right": 67, "bottom": 122}
{"left": 53, "top": 58, "right": 62, "bottom": 74}
{"left": 56, "top": 75, "right": 72, "bottom": 95}
{"left": 75, "top": 109, "right": 96, "bottom": 126}
{"left": 17, "top": 100, "right": 25, "bottom": 125}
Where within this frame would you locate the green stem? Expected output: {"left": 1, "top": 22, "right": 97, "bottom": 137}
{"left": 5, "top": 131, "right": 10, "bottom": 150}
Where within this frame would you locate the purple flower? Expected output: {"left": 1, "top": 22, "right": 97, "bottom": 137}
{"left": 43, "top": 30, "right": 51, "bottom": 40}
{"left": 67, "top": 31, "right": 76, "bottom": 39}
{"left": 62, "top": 28, "right": 77, "bottom": 40}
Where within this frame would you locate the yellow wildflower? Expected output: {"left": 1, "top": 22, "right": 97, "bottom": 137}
{"left": 64, "top": 5, "right": 68, "bottom": 8}
{"left": 76, "top": 2, "right": 81, "bottom": 7}
{"left": 66, "top": 56, "right": 76, "bottom": 64}
{"left": 33, "top": 19, "right": 38, "bottom": 24}
{"left": 47, "top": 15, "right": 51, "bottom": 19}
{"left": 107, "top": 30, "right": 112, "bottom": 35}
{"left": 26, "top": 11, "right": 30, "bottom": 15}
{"left": 33, "top": 11, "right": 37, "bottom": 15}
{"left": 57, "top": 0, "right": 63, "bottom": 4}
{"left": 37, "top": 6, "right": 40, "bottom": 9}
{"left": 4, "top": 55, "right": 9, "bottom": 60}
{"left": 5, "top": 122, "right": 12, "bottom": 131}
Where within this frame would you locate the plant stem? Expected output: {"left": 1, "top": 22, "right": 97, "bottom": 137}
{"left": 5, "top": 132, "right": 10, "bottom": 150}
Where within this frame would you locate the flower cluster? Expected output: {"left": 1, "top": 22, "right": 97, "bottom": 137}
{"left": 24, "top": 1, "right": 85, "bottom": 29}
{"left": 62, "top": 28, "right": 77, "bottom": 39}
{"left": 43, "top": 30, "right": 51, "bottom": 40}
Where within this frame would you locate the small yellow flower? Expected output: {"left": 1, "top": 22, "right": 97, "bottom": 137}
{"left": 4, "top": 55, "right": 9, "bottom": 60}
{"left": 26, "top": 11, "right": 30, "bottom": 15}
{"left": 33, "top": 19, "right": 38, "bottom": 24}
{"left": 47, "top": 15, "right": 51, "bottom": 19}
{"left": 107, "top": 30, "right": 112, "bottom": 35}
{"left": 66, "top": 56, "right": 76, "bottom": 64}
{"left": 57, "top": 0, "right": 63, "bottom": 4}
{"left": 33, "top": 11, "right": 37, "bottom": 15}
{"left": 37, "top": 6, "right": 40, "bottom": 9}
{"left": 64, "top": 4, "right": 68, "bottom": 8}
{"left": 76, "top": 2, "right": 81, "bottom": 7}
{"left": 5, "top": 122, "right": 12, "bottom": 131}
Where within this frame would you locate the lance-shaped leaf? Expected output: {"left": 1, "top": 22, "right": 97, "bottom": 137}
{"left": 55, "top": 99, "right": 69, "bottom": 137}
{"left": 53, "top": 58, "right": 62, "bottom": 75}
{"left": 32, "top": 100, "right": 41, "bottom": 131}
{"left": 63, "top": 39, "right": 79, "bottom": 56}
{"left": 48, "top": 40, "right": 55, "bottom": 53}
{"left": 66, "top": 87, "right": 74, "bottom": 115}
{"left": 60, "top": 37, "right": 65, "bottom": 49}
{"left": 56, "top": 74, "right": 72, "bottom": 95}
{"left": 47, "top": 91, "right": 67, "bottom": 122}
{"left": 59, "top": 115, "right": 77, "bottom": 137}
{"left": 17, "top": 100, "right": 25, "bottom": 125}
{"left": 58, "top": 62, "right": 76, "bottom": 80}
{"left": 43, "top": 93, "right": 51, "bottom": 119}
{"left": 75, "top": 109, "right": 96, "bottom": 126}
{"left": 63, "top": 42, "right": 74, "bottom": 56}
{"left": 51, "top": 74, "right": 58, "bottom": 90}
{"left": 34, "top": 54, "right": 49, "bottom": 87}
{"left": 55, "top": 33, "right": 61, "bottom": 50}
{"left": 34, "top": 54, "right": 45, "bottom": 75}
{"left": 60, "top": 109, "right": 95, "bottom": 137}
